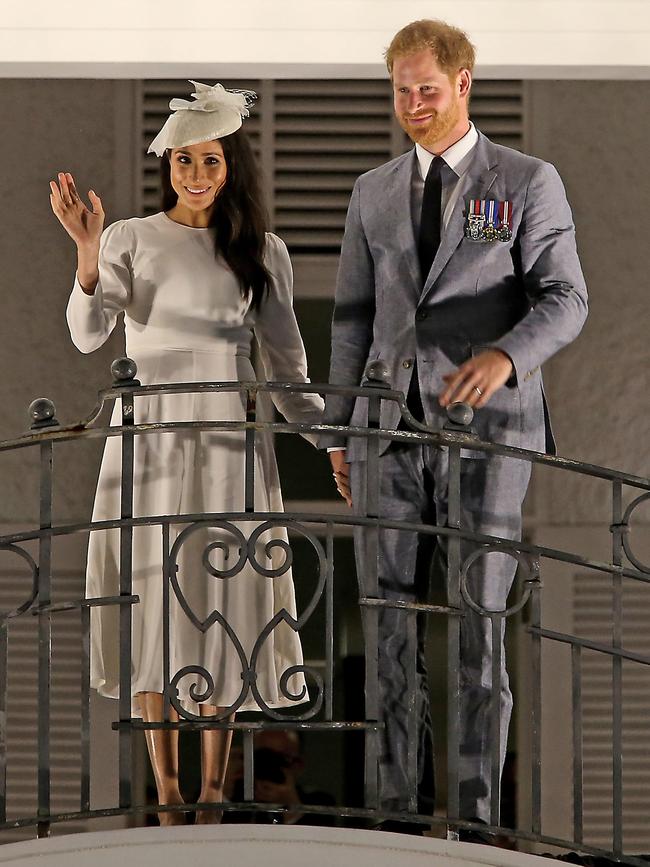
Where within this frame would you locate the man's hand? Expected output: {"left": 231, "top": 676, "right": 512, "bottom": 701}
{"left": 439, "top": 349, "right": 514, "bottom": 409}
{"left": 329, "top": 450, "right": 352, "bottom": 508}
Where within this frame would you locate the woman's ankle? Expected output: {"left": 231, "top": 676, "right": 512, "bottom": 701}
{"left": 158, "top": 791, "right": 185, "bottom": 806}
{"left": 198, "top": 788, "right": 223, "bottom": 806}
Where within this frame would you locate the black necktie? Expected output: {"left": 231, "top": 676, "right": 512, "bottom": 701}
{"left": 418, "top": 155, "right": 444, "bottom": 283}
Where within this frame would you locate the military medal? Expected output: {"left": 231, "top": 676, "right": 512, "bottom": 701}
{"left": 496, "top": 200, "right": 513, "bottom": 241}
{"left": 464, "top": 199, "right": 513, "bottom": 242}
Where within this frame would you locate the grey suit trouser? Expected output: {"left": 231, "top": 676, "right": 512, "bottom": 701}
{"left": 350, "top": 442, "right": 531, "bottom": 822}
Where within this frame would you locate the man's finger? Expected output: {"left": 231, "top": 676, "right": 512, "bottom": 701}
{"left": 333, "top": 475, "right": 352, "bottom": 507}
{"left": 439, "top": 365, "right": 474, "bottom": 405}
{"left": 333, "top": 471, "right": 352, "bottom": 498}
{"left": 328, "top": 449, "right": 352, "bottom": 506}
{"left": 452, "top": 377, "right": 486, "bottom": 407}
{"left": 336, "top": 482, "right": 352, "bottom": 501}
{"left": 473, "top": 384, "right": 496, "bottom": 409}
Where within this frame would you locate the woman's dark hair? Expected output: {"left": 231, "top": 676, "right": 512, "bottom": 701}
{"left": 161, "top": 129, "right": 271, "bottom": 310}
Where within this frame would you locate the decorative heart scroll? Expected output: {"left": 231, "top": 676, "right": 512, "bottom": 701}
{"left": 165, "top": 519, "right": 327, "bottom": 721}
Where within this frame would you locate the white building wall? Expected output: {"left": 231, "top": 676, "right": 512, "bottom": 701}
{"left": 1, "top": 1, "right": 649, "bottom": 78}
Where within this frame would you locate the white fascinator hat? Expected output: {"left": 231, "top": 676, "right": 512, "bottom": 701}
{"left": 148, "top": 81, "right": 257, "bottom": 157}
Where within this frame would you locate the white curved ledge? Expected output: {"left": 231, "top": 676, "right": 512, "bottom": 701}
{"left": 0, "top": 824, "right": 558, "bottom": 867}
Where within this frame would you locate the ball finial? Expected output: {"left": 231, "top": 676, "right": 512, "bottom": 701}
{"left": 364, "top": 359, "right": 390, "bottom": 386}
{"left": 111, "top": 357, "right": 139, "bottom": 385}
{"left": 446, "top": 401, "right": 474, "bottom": 427}
{"left": 28, "top": 398, "right": 58, "bottom": 429}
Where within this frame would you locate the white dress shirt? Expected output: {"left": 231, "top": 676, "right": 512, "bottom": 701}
{"left": 412, "top": 120, "right": 479, "bottom": 234}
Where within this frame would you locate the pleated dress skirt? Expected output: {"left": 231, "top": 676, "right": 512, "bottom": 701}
{"left": 86, "top": 345, "right": 307, "bottom": 716}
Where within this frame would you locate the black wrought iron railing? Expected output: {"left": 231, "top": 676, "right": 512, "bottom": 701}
{"left": 0, "top": 357, "right": 648, "bottom": 862}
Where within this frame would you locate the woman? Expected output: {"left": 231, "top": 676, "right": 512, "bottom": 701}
{"left": 50, "top": 82, "right": 324, "bottom": 824}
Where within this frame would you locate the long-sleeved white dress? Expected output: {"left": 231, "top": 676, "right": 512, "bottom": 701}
{"left": 66, "top": 212, "right": 324, "bottom": 716}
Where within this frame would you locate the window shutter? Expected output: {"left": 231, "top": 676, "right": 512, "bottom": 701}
{"left": 0, "top": 556, "right": 86, "bottom": 841}
{"left": 273, "top": 80, "right": 395, "bottom": 251}
{"left": 573, "top": 572, "right": 650, "bottom": 852}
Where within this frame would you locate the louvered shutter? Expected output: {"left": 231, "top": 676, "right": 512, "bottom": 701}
{"left": 272, "top": 80, "right": 396, "bottom": 250}
{"left": 0, "top": 548, "right": 86, "bottom": 841}
{"left": 0, "top": 531, "right": 134, "bottom": 842}
{"left": 573, "top": 572, "right": 650, "bottom": 852}
{"left": 470, "top": 79, "right": 525, "bottom": 150}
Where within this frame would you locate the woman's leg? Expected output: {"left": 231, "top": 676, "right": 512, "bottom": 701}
{"left": 196, "top": 705, "right": 234, "bottom": 824}
{"left": 138, "top": 691, "right": 185, "bottom": 826}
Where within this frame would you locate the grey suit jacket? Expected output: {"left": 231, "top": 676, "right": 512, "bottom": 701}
{"left": 322, "top": 130, "right": 588, "bottom": 461}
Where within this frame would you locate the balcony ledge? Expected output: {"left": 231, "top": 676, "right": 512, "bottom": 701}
{"left": 0, "top": 824, "right": 556, "bottom": 867}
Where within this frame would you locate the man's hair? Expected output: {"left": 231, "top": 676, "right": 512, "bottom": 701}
{"left": 385, "top": 19, "right": 476, "bottom": 78}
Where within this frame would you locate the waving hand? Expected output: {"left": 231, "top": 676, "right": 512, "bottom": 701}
{"left": 49, "top": 172, "right": 104, "bottom": 248}
{"left": 49, "top": 172, "right": 105, "bottom": 292}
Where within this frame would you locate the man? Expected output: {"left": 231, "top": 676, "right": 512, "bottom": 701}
{"left": 322, "top": 19, "right": 587, "bottom": 826}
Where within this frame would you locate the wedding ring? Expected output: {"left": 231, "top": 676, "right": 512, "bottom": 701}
{"left": 474, "top": 386, "right": 483, "bottom": 396}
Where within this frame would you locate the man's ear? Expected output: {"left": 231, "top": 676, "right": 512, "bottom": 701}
{"left": 458, "top": 68, "right": 472, "bottom": 98}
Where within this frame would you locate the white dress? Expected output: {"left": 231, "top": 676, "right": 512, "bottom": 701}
{"left": 66, "top": 212, "right": 324, "bottom": 716}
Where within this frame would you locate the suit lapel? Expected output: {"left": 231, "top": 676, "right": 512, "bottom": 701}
{"left": 420, "top": 133, "right": 498, "bottom": 300}
{"left": 385, "top": 150, "right": 421, "bottom": 299}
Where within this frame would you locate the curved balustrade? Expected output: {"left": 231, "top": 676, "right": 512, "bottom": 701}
{"left": 0, "top": 358, "right": 648, "bottom": 863}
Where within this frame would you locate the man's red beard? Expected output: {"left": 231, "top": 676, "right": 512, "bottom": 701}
{"left": 399, "top": 97, "right": 461, "bottom": 148}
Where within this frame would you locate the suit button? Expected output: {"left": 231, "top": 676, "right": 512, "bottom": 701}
{"left": 415, "top": 310, "right": 428, "bottom": 321}
{"left": 402, "top": 359, "right": 413, "bottom": 369}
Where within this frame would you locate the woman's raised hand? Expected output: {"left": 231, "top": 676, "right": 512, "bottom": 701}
{"left": 49, "top": 172, "right": 104, "bottom": 250}
{"left": 50, "top": 172, "right": 104, "bottom": 292}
